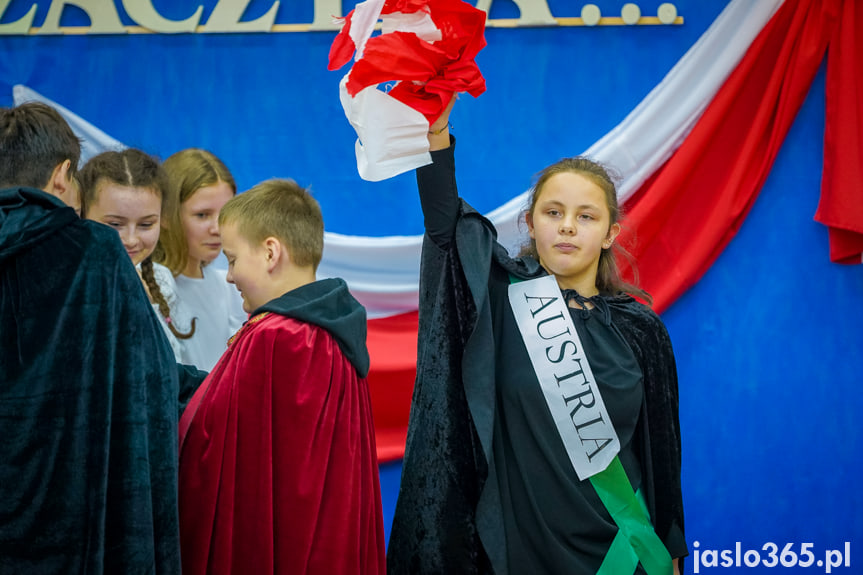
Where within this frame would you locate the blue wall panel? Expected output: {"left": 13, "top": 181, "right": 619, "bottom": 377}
{"left": 3, "top": 1, "right": 862, "bottom": 572}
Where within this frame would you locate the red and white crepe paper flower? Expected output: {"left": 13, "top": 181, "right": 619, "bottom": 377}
{"left": 328, "top": 0, "right": 487, "bottom": 181}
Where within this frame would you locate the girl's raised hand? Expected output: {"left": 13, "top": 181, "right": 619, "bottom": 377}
{"left": 428, "top": 93, "right": 457, "bottom": 151}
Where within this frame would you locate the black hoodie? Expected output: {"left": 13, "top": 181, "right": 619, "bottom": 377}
{"left": 257, "top": 277, "right": 371, "bottom": 378}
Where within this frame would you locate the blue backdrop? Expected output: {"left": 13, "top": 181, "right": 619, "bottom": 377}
{"left": 3, "top": 1, "right": 861, "bottom": 572}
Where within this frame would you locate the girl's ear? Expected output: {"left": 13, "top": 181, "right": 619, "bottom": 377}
{"left": 604, "top": 222, "right": 621, "bottom": 249}
{"left": 525, "top": 212, "right": 536, "bottom": 239}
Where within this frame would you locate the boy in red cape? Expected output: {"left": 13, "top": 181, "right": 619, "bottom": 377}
{"left": 177, "top": 179, "right": 386, "bottom": 574}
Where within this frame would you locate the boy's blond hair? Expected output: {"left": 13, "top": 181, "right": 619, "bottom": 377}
{"left": 219, "top": 179, "right": 323, "bottom": 271}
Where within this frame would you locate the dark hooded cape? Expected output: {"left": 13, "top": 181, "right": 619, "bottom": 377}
{"left": 178, "top": 278, "right": 386, "bottom": 575}
{"left": 0, "top": 187, "right": 182, "bottom": 574}
{"left": 387, "top": 147, "right": 686, "bottom": 574}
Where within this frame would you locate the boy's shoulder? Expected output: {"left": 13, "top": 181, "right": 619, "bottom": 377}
{"left": 254, "top": 278, "right": 370, "bottom": 377}
{"left": 238, "top": 312, "right": 364, "bottom": 380}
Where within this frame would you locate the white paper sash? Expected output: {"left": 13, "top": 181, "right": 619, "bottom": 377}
{"left": 508, "top": 275, "right": 620, "bottom": 480}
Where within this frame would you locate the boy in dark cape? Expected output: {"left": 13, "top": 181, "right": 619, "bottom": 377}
{"left": 0, "top": 103, "right": 183, "bottom": 573}
{"left": 387, "top": 142, "right": 685, "bottom": 574}
{"left": 178, "top": 179, "right": 386, "bottom": 575}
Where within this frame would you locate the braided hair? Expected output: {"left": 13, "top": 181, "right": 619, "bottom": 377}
{"left": 139, "top": 257, "right": 196, "bottom": 339}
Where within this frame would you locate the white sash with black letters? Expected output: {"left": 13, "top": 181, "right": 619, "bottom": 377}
{"left": 508, "top": 275, "right": 620, "bottom": 480}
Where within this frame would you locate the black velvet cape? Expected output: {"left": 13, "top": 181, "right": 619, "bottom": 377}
{"left": 386, "top": 155, "right": 686, "bottom": 574}
{"left": 0, "top": 187, "right": 182, "bottom": 574}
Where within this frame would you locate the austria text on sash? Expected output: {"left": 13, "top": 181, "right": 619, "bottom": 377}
{"left": 508, "top": 275, "right": 619, "bottom": 480}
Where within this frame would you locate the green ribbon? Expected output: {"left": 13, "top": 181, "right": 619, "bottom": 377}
{"left": 593, "top": 456, "right": 672, "bottom": 575}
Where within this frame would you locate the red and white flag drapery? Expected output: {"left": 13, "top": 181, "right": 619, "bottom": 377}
{"left": 328, "top": 0, "right": 486, "bottom": 181}
{"left": 357, "top": 0, "right": 863, "bottom": 461}
{"left": 619, "top": 0, "right": 859, "bottom": 312}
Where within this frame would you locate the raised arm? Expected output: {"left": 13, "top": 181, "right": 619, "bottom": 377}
{"left": 417, "top": 94, "right": 459, "bottom": 249}
{"left": 427, "top": 95, "right": 454, "bottom": 152}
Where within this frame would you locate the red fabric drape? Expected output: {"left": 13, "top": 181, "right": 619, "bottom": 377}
{"left": 366, "top": 311, "right": 418, "bottom": 463}
{"left": 816, "top": 0, "right": 863, "bottom": 264}
{"left": 618, "top": 0, "right": 840, "bottom": 313}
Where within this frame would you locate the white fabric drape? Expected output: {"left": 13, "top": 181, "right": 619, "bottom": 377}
{"left": 13, "top": 84, "right": 126, "bottom": 166}
{"left": 12, "top": 0, "right": 783, "bottom": 318}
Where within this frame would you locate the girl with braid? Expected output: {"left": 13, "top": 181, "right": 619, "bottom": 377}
{"left": 80, "top": 149, "right": 195, "bottom": 361}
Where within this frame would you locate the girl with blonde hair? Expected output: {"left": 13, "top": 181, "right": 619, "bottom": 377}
{"left": 155, "top": 148, "right": 246, "bottom": 371}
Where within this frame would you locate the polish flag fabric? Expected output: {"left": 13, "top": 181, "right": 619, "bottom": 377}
{"left": 361, "top": 0, "right": 862, "bottom": 462}
{"left": 617, "top": 0, "right": 843, "bottom": 312}
{"left": 328, "top": 0, "right": 486, "bottom": 181}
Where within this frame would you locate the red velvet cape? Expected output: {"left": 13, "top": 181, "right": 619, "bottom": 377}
{"left": 178, "top": 312, "right": 386, "bottom": 574}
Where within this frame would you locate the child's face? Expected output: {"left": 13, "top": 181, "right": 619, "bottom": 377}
{"left": 87, "top": 183, "right": 161, "bottom": 267}
{"left": 180, "top": 181, "right": 235, "bottom": 270}
{"left": 221, "top": 222, "right": 273, "bottom": 314}
{"left": 525, "top": 172, "right": 618, "bottom": 292}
